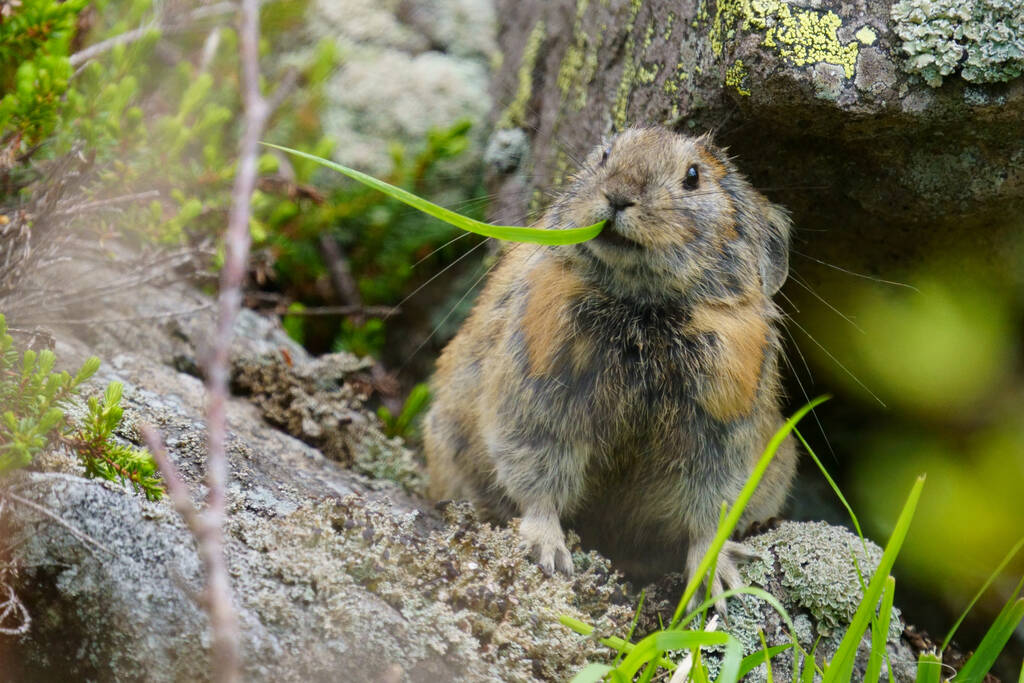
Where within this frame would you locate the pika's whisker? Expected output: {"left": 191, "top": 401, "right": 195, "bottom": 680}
{"left": 782, "top": 302, "right": 887, "bottom": 408}
{"left": 792, "top": 250, "right": 919, "bottom": 291}
{"left": 790, "top": 273, "right": 866, "bottom": 335}
{"left": 401, "top": 253, "right": 499, "bottom": 369}
{"left": 412, "top": 231, "right": 474, "bottom": 268}
{"left": 387, "top": 237, "right": 488, "bottom": 319}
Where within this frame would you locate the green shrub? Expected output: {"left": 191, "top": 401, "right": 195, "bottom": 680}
{"left": 0, "top": 0, "right": 87, "bottom": 146}
{"left": 0, "top": 315, "right": 163, "bottom": 499}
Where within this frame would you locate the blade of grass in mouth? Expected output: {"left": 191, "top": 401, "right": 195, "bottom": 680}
{"left": 261, "top": 143, "right": 605, "bottom": 245}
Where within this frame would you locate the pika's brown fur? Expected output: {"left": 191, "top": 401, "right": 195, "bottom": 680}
{"left": 424, "top": 127, "right": 796, "bottom": 599}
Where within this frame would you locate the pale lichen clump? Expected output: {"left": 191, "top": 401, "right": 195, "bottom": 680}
{"left": 891, "top": 0, "right": 1024, "bottom": 87}
{"left": 709, "top": 0, "right": 860, "bottom": 79}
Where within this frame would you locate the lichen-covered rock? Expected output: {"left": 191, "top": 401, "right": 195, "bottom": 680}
{"left": 230, "top": 349, "right": 426, "bottom": 495}
{"left": 638, "top": 522, "right": 917, "bottom": 682}
{"left": 488, "top": 0, "right": 1024, "bottom": 284}
{"left": 891, "top": 0, "right": 1024, "bottom": 87}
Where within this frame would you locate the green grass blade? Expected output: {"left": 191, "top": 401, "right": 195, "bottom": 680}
{"left": 260, "top": 143, "right": 605, "bottom": 245}
{"left": 941, "top": 535, "right": 1024, "bottom": 653}
{"left": 559, "top": 615, "right": 676, "bottom": 671}
{"left": 954, "top": 585, "right": 1024, "bottom": 683}
{"left": 615, "top": 591, "right": 646, "bottom": 666}
{"left": 617, "top": 630, "right": 731, "bottom": 679}
{"left": 917, "top": 653, "right": 943, "bottom": 683}
{"left": 864, "top": 575, "right": 896, "bottom": 683}
{"left": 671, "top": 396, "right": 830, "bottom": 627}
{"left": 738, "top": 644, "right": 793, "bottom": 680}
{"left": 823, "top": 475, "right": 925, "bottom": 683}
{"left": 570, "top": 663, "right": 613, "bottom": 683}
{"left": 716, "top": 637, "right": 744, "bottom": 683}
{"left": 759, "top": 630, "right": 775, "bottom": 683}
{"left": 1017, "top": 657, "right": 1023, "bottom": 683}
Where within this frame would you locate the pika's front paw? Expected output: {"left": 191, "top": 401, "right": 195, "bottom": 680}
{"left": 686, "top": 539, "right": 765, "bottom": 619}
{"left": 519, "top": 504, "right": 573, "bottom": 576}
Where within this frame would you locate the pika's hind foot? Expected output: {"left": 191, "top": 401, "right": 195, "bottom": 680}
{"left": 685, "top": 539, "right": 765, "bottom": 620}
{"left": 519, "top": 501, "right": 573, "bottom": 576}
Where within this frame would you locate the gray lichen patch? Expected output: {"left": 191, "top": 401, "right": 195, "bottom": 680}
{"left": 248, "top": 497, "right": 635, "bottom": 681}
{"left": 230, "top": 350, "right": 426, "bottom": 495}
{"left": 892, "top": 0, "right": 1024, "bottom": 86}
{"left": 635, "top": 522, "right": 916, "bottom": 682}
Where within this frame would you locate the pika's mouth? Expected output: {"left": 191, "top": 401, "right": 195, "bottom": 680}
{"left": 592, "top": 224, "right": 643, "bottom": 250}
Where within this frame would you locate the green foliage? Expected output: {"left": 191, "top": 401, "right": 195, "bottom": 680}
{"left": 0, "top": 0, "right": 87, "bottom": 145}
{"left": 264, "top": 118, "right": 486, "bottom": 355}
{"left": 2, "top": 0, "right": 486, "bottom": 359}
{"left": 377, "top": 382, "right": 431, "bottom": 440}
{"left": 0, "top": 315, "right": 162, "bottom": 499}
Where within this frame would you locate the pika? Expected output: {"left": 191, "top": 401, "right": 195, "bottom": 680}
{"left": 424, "top": 127, "right": 796, "bottom": 596}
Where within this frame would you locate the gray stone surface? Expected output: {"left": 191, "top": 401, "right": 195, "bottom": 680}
{"left": 1, "top": 267, "right": 922, "bottom": 681}
{"left": 486, "top": 0, "right": 1024, "bottom": 282}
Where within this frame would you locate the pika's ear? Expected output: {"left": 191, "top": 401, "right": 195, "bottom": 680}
{"left": 757, "top": 202, "right": 791, "bottom": 295}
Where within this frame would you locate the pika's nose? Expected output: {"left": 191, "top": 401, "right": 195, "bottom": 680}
{"left": 604, "top": 192, "right": 636, "bottom": 212}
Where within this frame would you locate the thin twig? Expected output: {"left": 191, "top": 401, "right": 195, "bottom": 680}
{"left": 143, "top": 0, "right": 283, "bottom": 679}
{"left": 196, "top": 3, "right": 271, "bottom": 677}
{"left": 277, "top": 304, "right": 398, "bottom": 318}
{"left": 53, "top": 190, "right": 161, "bottom": 217}
{"left": 69, "top": 2, "right": 237, "bottom": 67}
{"left": 140, "top": 426, "right": 201, "bottom": 537}
{"left": 0, "top": 491, "right": 113, "bottom": 555}
{"left": 0, "top": 583, "right": 30, "bottom": 635}
{"left": 26, "top": 301, "right": 214, "bottom": 326}
{"left": 318, "top": 234, "right": 364, "bottom": 320}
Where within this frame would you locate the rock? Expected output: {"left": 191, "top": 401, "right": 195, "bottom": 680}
{"left": 0, "top": 263, "right": 926, "bottom": 680}
{"left": 639, "top": 522, "right": 917, "bottom": 682}
{"left": 1, "top": 271, "right": 636, "bottom": 681}
{"left": 487, "top": 0, "right": 1024, "bottom": 280}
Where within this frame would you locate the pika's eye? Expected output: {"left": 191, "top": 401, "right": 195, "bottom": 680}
{"left": 683, "top": 165, "right": 700, "bottom": 190}
{"left": 599, "top": 144, "right": 612, "bottom": 167}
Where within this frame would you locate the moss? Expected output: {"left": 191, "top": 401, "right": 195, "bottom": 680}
{"left": 726, "top": 59, "right": 751, "bottom": 95}
{"left": 709, "top": 0, "right": 860, "bottom": 79}
{"left": 499, "top": 19, "right": 547, "bottom": 128}
{"left": 891, "top": 0, "right": 1024, "bottom": 87}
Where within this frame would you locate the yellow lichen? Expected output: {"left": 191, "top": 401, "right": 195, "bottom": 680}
{"left": 612, "top": 0, "right": 646, "bottom": 130}
{"left": 558, "top": 0, "right": 603, "bottom": 112}
{"left": 499, "top": 20, "right": 546, "bottom": 128}
{"left": 855, "top": 25, "right": 877, "bottom": 45}
{"left": 725, "top": 59, "right": 751, "bottom": 95}
{"left": 709, "top": 0, "right": 859, "bottom": 79}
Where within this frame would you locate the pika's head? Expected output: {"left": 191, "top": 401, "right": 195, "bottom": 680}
{"left": 550, "top": 127, "right": 791, "bottom": 303}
